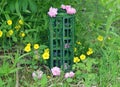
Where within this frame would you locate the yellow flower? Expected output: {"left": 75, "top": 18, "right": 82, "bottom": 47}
{"left": 34, "top": 44, "right": 39, "bottom": 50}
{"left": 19, "top": 19, "right": 24, "bottom": 25}
{"left": 76, "top": 41, "right": 81, "bottom": 45}
{"left": 74, "top": 47, "right": 77, "bottom": 52}
{"left": 88, "top": 48, "right": 93, "bottom": 51}
{"left": 20, "top": 32, "right": 25, "bottom": 37}
{"left": 27, "top": 43, "right": 31, "bottom": 46}
{"left": 87, "top": 51, "right": 92, "bottom": 55}
{"left": 80, "top": 54, "right": 86, "bottom": 60}
{"left": 73, "top": 57, "right": 80, "bottom": 63}
{"left": 97, "top": 35, "right": 103, "bottom": 41}
{"left": 7, "top": 20, "right": 12, "bottom": 25}
{"left": 42, "top": 52, "right": 49, "bottom": 59}
{"left": 44, "top": 48, "right": 49, "bottom": 53}
{"left": 0, "top": 30, "right": 3, "bottom": 37}
{"left": 9, "top": 30, "right": 13, "bottom": 35}
{"left": 24, "top": 45, "right": 31, "bottom": 52}
{"left": 87, "top": 48, "right": 93, "bottom": 55}
{"left": 47, "top": 75, "right": 51, "bottom": 79}
{"left": 15, "top": 25, "right": 21, "bottom": 31}
{"left": 7, "top": 30, "right": 13, "bottom": 37}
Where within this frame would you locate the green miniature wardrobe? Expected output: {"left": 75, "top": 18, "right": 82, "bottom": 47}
{"left": 49, "top": 10, "right": 75, "bottom": 71}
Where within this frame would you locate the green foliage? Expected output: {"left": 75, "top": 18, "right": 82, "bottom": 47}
{"left": 0, "top": 54, "right": 20, "bottom": 86}
{"left": 0, "top": 0, "right": 120, "bottom": 86}
{"left": 0, "top": 78, "right": 5, "bottom": 87}
{"left": 72, "top": 58, "right": 98, "bottom": 86}
{"left": 40, "top": 74, "right": 47, "bottom": 87}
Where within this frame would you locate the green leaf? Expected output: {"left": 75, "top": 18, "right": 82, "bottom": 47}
{"left": 15, "top": 0, "right": 20, "bottom": 15}
{"left": 12, "top": 36, "right": 17, "bottom": 42}
{"left": 77, "top": 63, "right": 86, "bottom": 69}
{"left": 28, "top": 0, "right": 37, "bottom": 13}
{"left": 9, "top": 1, "right": 15, "bottom": 12}
{"left": 66, "top": 78, "right": 73, "bottom": 83}
{"left": 9, "top": 68, "right": 20, "bottom": 75}
{"left": 76, "top": 70, "right": 81, "bottom": 75}
{"left": 39, "top": 45, "right": 48, "bottom": 49}
{"left": 19, "top": 0, "right": 28, "bottom": 11}
{"left": 25, "top": 29, "right": 37, "bottom": 33}
{"left": 63, "top": 83, "right": 69, "bottom": 87}
{"left": 0, "top": 78, "right": 4, "bottom": 86}
{"left": 40, "top": 74, "right": 47, "bottom": 87}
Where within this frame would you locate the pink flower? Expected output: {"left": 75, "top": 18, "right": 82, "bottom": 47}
{"left": 66, "top": 7, "right": 76, "bottom": 14}
{"left": 61, "top": 4, "right": 76, "bottom": 14}
{"left": 61, "top": 4, "right": 71, "bottom": 10}
{"left": 61, "top": 4, "right": 66, "bottom": 9}
{"left": 64, "top": 71, "right": 75, "bottom": 78}
{"left": 48, "top": 7, "right": 58, "bottom": 17}
{"left": 65, "top": 5, "right": 71, "bottom": 10}
{"left": 51, "top": 67, "right": 61, "bottom": 76}
{"left": 32, "top": 70, "right": 43, "bottom": 79}
{"left": 64, "top": 72, "right": 70, "bottom": 78}
{"left": 69, "top": 71, "right": 75, "bottom": 77}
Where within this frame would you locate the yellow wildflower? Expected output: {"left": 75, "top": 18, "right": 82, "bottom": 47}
{"left": 27, "top": 43, "right": 31, "bottom": 46}
{"left": 74, "top": 47, "right": 77, "bottom": 52}
{"left": 44, "top": 48, "right": 49, "bottom": 53}
{"left": 97, "top": 35, "right": 103, "bottom": 41}
{"left": 87, "top": 51, "right": 92, "bottom": 55}
{"left": 7, "top": 20, "right": 12, "bottom": 25}
{"left": 88, "top": 48, "right": 93, "bottom": 51}
{"left": 0, "top": 30, "right": 3, "bottom": 37}
{"left": 47, "top": 75, "right": 51, "bottom": 79}
{"left": 34, "top": 44, "right": 39, "bottom": 50}
{"left": 80, "top": 54, "right": 86, "bottom": 60}
{"left": 19, "top": 19, "right": 24, "bottom": 25}
{"left": 7, "top": 30, "right": 13, "bottom": 37}
{"left": 15, "top": 25, "right": 21, "bottom": 31}
{"left": 73, "top": 57, "right": 80, "bottom": 63}
{"left": 24, "top": 45, "right": 31, "bottom": 52}
{"left": 87, "top": 48, "right": 93, "bottom": 55}
{"left": 20, "top": 32, "right": 25, "bottom": 37}
{"left": 9, "top": 30, "right": 13, "bottom": 35}
{"left": 42, "top": 52, "right": 49, "bottom": 59}
{"left": 76, "top": 41, "right": 81, "bottom": 45}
